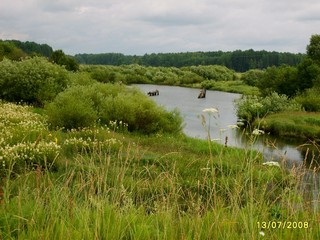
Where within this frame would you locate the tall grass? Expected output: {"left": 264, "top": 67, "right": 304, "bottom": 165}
{"left": 0, "top": 103, "right": 320, "bottom": 239}
{"left": 257, "top": 111, "right": 320, "bottom": 140}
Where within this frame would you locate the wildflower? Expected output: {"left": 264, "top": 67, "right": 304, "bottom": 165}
{"left": 259, "top": 231, "right": 265, "bottom": 236}
{"left": 202, "top": 108, "right": 219, "bottom": 114}
{"left": 211, "top": 138, "right": 221, "bottom": 141}
{"left": 263, "top": 161, "right": 280, "bottom": 167}
{"left": 252, "top": 129, "right": 264, "bottom": 135}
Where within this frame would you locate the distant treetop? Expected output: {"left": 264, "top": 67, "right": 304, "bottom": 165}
{"left": 74, "top": 50, "right": 305, "bottom": 72}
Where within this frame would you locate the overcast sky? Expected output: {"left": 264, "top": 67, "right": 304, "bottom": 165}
{"left": 1, "top": 0, "right": 319, "bottom": 55}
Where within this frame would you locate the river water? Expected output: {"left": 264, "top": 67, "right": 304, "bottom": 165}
{"left": 135, "top": 84, "right": 320, "bottom": 209}
{"left": 135, "top": 84, "right": 311, "bottom": 165}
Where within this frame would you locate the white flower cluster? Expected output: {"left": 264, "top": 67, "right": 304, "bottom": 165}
{"left": 0, "top": 101, "right": 59, "bottom": 172}
{"left": 262, "top": 161, "right": 280, "bottom": 167}
{"left": 202, "top": 108, "right": 219, "bottom": 114}
{"left": 108, "top": 120, "right": 129, "bottom": 132}
{"left": 64, "top": 137, "right": 121, "bottom": 151}
{"left": 0, "top": 102, "right": 48, "bottom": 145}
{"left": 252, "top": 129, "right": 265, "bottom": 136}
{"left": 0, "top": 141, "right": 60, "bottom": 169}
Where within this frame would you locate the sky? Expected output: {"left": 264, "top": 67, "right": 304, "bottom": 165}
{"left": 1, "top": 0, "right": 320, "bottom": 55}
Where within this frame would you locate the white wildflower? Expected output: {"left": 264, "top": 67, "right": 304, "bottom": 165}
{"left": 252, "top": 129, "right": 265, "bottom": 135}
{"left": 263, "top": 161, "right": 280, "bottom": 167}
{"left": 202, "top": 108, "right": 219, "bottom": 114}
{"left": 259, "top": 231, "right": 265, "bottom": 236}
{"left": 211, "top": 138, "right": 221, "bottom": 141}
{"left": 227, "top": 124, "right": 239, "bottom": 129}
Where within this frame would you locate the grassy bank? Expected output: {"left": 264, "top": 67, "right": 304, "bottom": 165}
{"left": 257, "top": 112, "right": 320, "bottom": 141}
{"left": 190, "top": 80, "right": 260, "bottom": 95}
{"left": 0, "top": 102, "right": 319, "bottom": 239}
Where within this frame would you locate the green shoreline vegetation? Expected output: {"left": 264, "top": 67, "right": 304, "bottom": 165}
{"left": 0, "top": 35, "right": 320, "bottom": 238}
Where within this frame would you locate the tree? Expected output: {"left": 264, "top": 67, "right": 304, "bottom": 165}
{"left": 297, "top": 58, "right": 320, "bottom": 89}
{"left": 0, "top": 41, "right": 26, "bottom": 60}
{"left": 50, "top": 50, "right": 79, "bottom": 71}
{"left": 306, "top": 34, "right": 320, "bottom": 64}
{"left": 258, "top": 65, "right": 299, "bottom": 97}
{"left": 0, "top": 57, "right": 69, "bottom": 106}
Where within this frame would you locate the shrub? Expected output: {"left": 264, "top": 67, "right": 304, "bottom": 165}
{"left": 241, "top": 69, "right": 265, "bottom": 87}
{"left": 236, "top": 92, "right": 302, "bottom": 124}
{"left": 46, "top": 83, "right": 183, "bottom": 134}
{"left": 187, "top": 65, "right": 236, "bottom": 81}
{"left": 45, "top": 88, "right": 98, "bottom": 130}
{"left": 0, "top": 57, "right": 69, "bottom": 106}
{"left": 294, "top": 87, "right": 320, "bottom": 112}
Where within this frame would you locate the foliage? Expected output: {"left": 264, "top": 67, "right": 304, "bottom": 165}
{"left": 306, "top": 34, "right": 320, "bottom": 65}
{"left": 50, "top": 49, "right": 79, "bottom": 71}
{"left": 0, "top": 57, "right": 69, "bottom": 106}
{"left": 241, "top": 69, "right": 265, "bottom": 87}
{"left": 46, "top": 83, "right": 183, "bottom": 134}
{"left": 81, "top": 64, "right": 243, "bottom": 91}
{"left": 257, "top": 65, "right": 299, "bottom": 97}
{"left": 184, "top": 65, "right": 237, "bottom": 81}
{"left": 295, "top": 87, "right": 320, "bottom": 112}
{"left": 0, "top": 101, "right": 59, "bottom": 176}
{"left": 75, "top": 50, "right": 305, "bottom": 72}
{"left": 0, "top": 41, "right": 26, "bottom": 61}
{"left": 200, "top": 80, "right": 260, "bottom": 95}
{"left": 5, "top": 39, "right": 53, "bottom": 57}
{"left": 236, "top": 92, "right": 302, "bottom": 123}
{"left": 297, "top": 58, "right": 320, "bottom": 89}
{"left": 45, "top": 87, "right": 98, "bottom": 129}
{"left": 258, "top": 111, "right": 320, "bottom": 139}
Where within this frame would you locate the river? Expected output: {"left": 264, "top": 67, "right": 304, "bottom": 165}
{"left": 134, "top": 84, "right": 319, "bottom": 166}
{"left": 135, "top": 84, "right": 319, "bottom": 209}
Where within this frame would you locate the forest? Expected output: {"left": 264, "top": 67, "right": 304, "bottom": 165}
{"left": 74, "top": 49, "right": 305, "bottom": 72}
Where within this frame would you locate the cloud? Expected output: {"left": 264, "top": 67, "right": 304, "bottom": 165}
{"left": 0, "top": 0, "right": 319, "bottom": 55}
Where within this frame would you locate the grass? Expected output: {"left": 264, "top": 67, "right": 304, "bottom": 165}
{"left": 189, "top": 80, "right": 260, "bottom": 95}
{"left": 257, "top": 111, "right": 320, "bottom": 141}
{"left": 0, "top": 102, "right": 320, "bottom": 239}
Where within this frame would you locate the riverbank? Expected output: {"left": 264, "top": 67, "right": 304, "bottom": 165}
{"left": 257, "top": 111, "right": 320, "bottom": 141}
{"left": 0, "top": 103, "right": 319, "bottom": 239}
{"left": 187, "top": 80, "right": 260, "bottom": 95}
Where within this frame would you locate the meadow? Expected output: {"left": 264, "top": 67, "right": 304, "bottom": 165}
{"left": 0, "top": 101, "right": 319, "bottom": 239}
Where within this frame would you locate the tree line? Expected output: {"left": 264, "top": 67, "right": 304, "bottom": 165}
{"left": 0, "top": 40, "right": 79, "bottom": 71}
{"left": 0, "top": 40, "right": 53, "bottom": 59}
{"left": 74, "top": 50, "right": 305, "bottom": 72}
{"left": 1, "top": 39, "right": 306, "bottom": 72}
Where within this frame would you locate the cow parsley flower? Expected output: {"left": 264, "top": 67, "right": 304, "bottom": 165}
{"left": 263, "top": 161, "right": 280, "bottom": 167}
{"left": 202, "top": 108, "right": 219, "bottom": 114}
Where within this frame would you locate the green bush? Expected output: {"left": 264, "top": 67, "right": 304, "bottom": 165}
{"left": 46, "top": 83, "right": 183, "bottom": 134}
{"left": 46, "top": 88, "right": 98, "bottom": 130}
{"left": 236, "top": 92, "right": 302, "bottom": 123}
{"left": 295, "top": 87, "right": 320, "bottom": 112}
{"left": 0, "top": 57, "right": 69, "bottom": 106}
{"left": 241, "top": 69, "right": 265, "bottom": 87}
{"left": 187, "top": 65, "right": 236, "bottom": 81}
